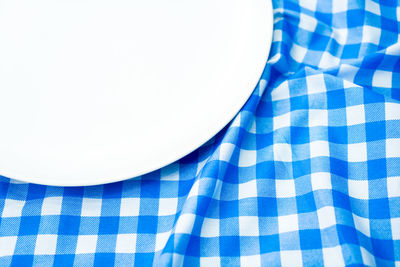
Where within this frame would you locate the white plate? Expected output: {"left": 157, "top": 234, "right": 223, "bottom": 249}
{"left": 0, "top": 0, "right": 273, "bottom": 186}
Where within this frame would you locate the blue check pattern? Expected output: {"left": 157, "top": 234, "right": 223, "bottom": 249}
{"left": 1, "top": 0, "right": 400, "bottom": 266}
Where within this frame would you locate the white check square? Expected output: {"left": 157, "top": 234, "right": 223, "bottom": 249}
{"left": 332, "top": 0, "right": 348, "bottom": 13}
{"left": 346, "top": 105, "right": 365, "bottom": 125}
{"left": 76, "top": 235, "right": 98, "bottom": 254}
{"left": 306, "top": 74, "right": 327, "bottom": 95}
{"left": 201, "top": 218, "right": 219, "bottom": 238}
{"left": 317, "top": 206, "right": 336, "bottom": 229}
{"left": 0, "top": 236, "right": 17, "bottom": 257}
{"left": 34, "top": 235, "right": 58, "bottom": 255}
{"left": 41, "top": 197, "right": 63, "bottom": 216}
{"left": 200, "top": 257, "right": 221, "bottom": 267}
{"left": 155, "top": 231, "right": 170, "bottom": 251}
{"left": 386, "top": 139, "right": 400, "bottom": 158}
{"left": 273, "top": 112, "right": 291, "bottom": 130}
{"left": 241, "top": 255, "right": 261, "bottom": 267}
{"left": 175, "top": 213, "right": 196, "bottom": 234}
{"left": 280, "top": 250, "right": 302, "bottom": 266}
{"left": 348, "top": 179, "right": 369, "bottom": 199}
{"left": 273, "top": 143, "right": 293, "bottom": 162}
{"left": 271, "top": 80, "right": 290, "bottom": 101}
{"left": 239, "top": 180, "right": 258, "bottom": 199}
{"left": 362, "top": 25, "right": 381, "bottom": 45}
{"left": 387, "top": 176, "right": 400, "bottom": 198}
{"left": 311, "top": 172, "right": 332, "bottom": 191}
{"left": 391, "top": 218, "right": 400, "bottom": 240}
{"left": 116, "top": 234, "right": 137, "bottom": 253}
{"left": 319, "top": 52, "right": 340, "bottom": 69}
{"left": 385, "top": 102, "right": 400, "bottom": 121}
{"left": 120, "top": 198, "right": 140, "bottom": 217}
{"left": 238, "top": 149, "right": 257, "bottom": 167}
{"left": 276, "top": 179, "right": 296, "bottom": 198}
{"left": 365, "top": 0, "right": 380, "bottom": 15}
{"left": 309, "top": 109, "right": 328, "bottom": 127}
{"left": 2, "top": 199, "right": 24, "bottom": 218}
{"left": 81, "top": 198, "right": 102, "bottom": 217}
{"left": 278, "top": 214, "right": 298, "bottom": 233}
{"left": 310, "top": 140, "right": 330, "bottom": 158}
{"left": 158, "top": 198, "right": 178, "bottom": 216}
{"left": 290, "top": 43, "right": 308, "bottom": 63}
{"left": 322, "top": 246, "right": 345, "bottom": 267}
{"left": 360, "top": 247, "right": 376, "bottom": 266}
{"left": 373, "top": 70, "right": 392, "bottom": 88}
{"left": 353, "top": 214, "right": 370, "bottom": 237}
{"left": 239, "top": 216, "right": 259, "bottom": 236}
{"left": 299, "top": 0, "right": 317, "bottom": 11}
{"left": 299, "top": 13, "right": 317, "bottom": 32}
{"left": 347, "top": 143, "right": 367, "bottom": 162}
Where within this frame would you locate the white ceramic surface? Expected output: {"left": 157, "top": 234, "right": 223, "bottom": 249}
{"left": 0, "top": 0, "right": 273, "bottom": 186}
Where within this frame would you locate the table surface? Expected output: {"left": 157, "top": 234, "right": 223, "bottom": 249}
{"left": 0, "top": 0, "right": 400, "bottom": 266}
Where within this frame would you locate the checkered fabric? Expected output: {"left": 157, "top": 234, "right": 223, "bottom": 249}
{"left": 1, "top": 0, "right": 400, "bottom": 266}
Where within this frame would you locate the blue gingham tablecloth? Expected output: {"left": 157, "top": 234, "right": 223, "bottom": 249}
{"left": 1, "top": 0, "right": 400, "bottom": 266}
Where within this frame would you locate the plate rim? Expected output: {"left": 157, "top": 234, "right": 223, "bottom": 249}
{"left": 0, "top": 0, "right": 274, "bottom": 186}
